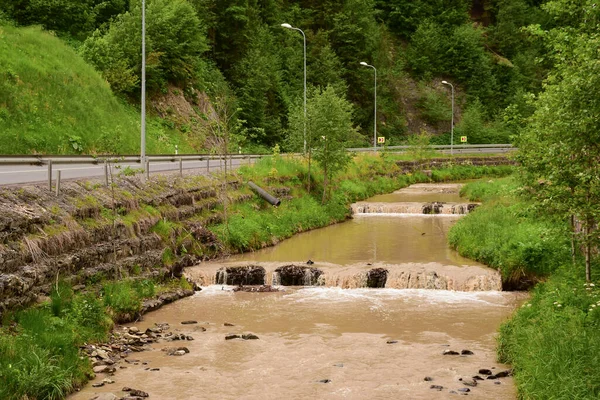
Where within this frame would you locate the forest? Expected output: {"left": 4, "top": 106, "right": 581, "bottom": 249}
{"left": 0, "top": 0, "right": 572, "bottom": 153}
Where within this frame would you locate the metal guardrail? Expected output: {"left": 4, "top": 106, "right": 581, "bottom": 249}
{"left": 0, "top": 145, "right": 514, "bottom": 191}
{"left": 0, "top": 145, "right": 515, "bottom": 166}
{"left": 347, "top": 144, "right": 515, "bottom": 154}
{"left": 0, "top": 153, "right": 265, "bottom": 165}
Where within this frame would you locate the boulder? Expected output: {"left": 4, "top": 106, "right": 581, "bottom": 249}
{"left": 216, "top": 266, "right": 265, "bottom": 285}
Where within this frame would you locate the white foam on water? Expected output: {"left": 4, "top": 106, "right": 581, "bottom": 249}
{"left": 352, "top": 213, "right": 463, "bottom": 218}
{"left": 286, "top": 286, "right": 509, "bottom": 306}
{"left": 197, "top": 285, "right": 238, "bottom": 296}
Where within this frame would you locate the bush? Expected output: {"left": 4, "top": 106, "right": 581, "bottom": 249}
{"left": 81, "top": 0, "right": 208, "bottom": 95}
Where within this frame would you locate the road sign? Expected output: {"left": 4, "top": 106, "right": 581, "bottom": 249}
{"left": 460, "top": 136, "right": 467, "bottom": 143}
{"left": 377, "top": 136, "right": 385, "bottom": 144}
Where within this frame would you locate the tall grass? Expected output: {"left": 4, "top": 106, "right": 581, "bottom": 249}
{"left": 0, "top": 285, "right": 109, "bottom": 400}
{"left": 0, "top": 278, "right": 173, "bottom": 399}
{"left": 448, "top": 177, "right": 570, "bottom": 285}
{"left": 498, "top": 266, "right": 600, "bottom": 399}
{"left": 0, "top": 24, "right": 193, "bottom": 154}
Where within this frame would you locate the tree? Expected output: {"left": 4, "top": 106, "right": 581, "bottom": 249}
{"left": 0, "top": 0, "right": 128, "bottom": 39}
{"left": 289, "top": 86, "right": 355, "bottom": 203}
{"left": 80, "top": 0, "right": 208, "bottom": 95}
{"left": 518, "top": 7, "right": 600, "bottom": 281}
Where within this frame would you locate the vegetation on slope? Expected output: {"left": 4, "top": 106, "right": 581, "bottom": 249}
{"left": 449, "top": 177, "right": 600, "bottom": 399}
{"left": 448, "top": 177, "right": 570, "bottom": 288}
{"left": 0, "top": 278, "right": 191, "bottom": 400}
{"left": 0, "top": 23, "right": 194, "bottom": 154}
{"left": 1, "top": 0, "right": 562, "bottom": 153}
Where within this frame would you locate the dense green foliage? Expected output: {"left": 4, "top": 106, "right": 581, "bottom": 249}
{"left": 498, "top": 267, "right": 600, "bottom": 399}
{"left": 0, "top": 24, "right": 194, "bottom": 154}
{"left": 516, "top": 0, "right": 600, "bottom": 281}
{"left": 0, "top": 284, "right": 110, "bottom": 400}
{"left": 0, "top": 0, "right": 568, "bottom": 153}
{"left": 449, "top": 178, "right": 570, "bottom": 286}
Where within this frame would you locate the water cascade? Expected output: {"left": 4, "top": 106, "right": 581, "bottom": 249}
{"left": 351, "top": 201, "right": 479, "bottom": 215}
{"left": 188, "top": 263, "right": 502, "bottom": 291}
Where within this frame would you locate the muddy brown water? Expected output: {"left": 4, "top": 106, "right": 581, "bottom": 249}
{"left": 72, "top": 183, "right": 525, "bottom": 400}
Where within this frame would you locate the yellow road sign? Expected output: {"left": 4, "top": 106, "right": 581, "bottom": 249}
{"left": 377, "top": 136, "right": 385, "bottom": 144}
{"left": 460, "top": 136, "right": 467, "bottom": 143}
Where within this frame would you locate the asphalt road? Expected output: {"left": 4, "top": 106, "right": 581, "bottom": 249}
{"left": 0, "top": 158, "right": 250, "bottom": 186}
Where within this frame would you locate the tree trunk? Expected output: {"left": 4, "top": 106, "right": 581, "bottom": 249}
{"left": 322, "top": 169, "right": 328, "bottom": 205}
{"left": 307, "top": 151, "right": 312, "bottom": 194}
{"left": 571, "top": 214, "right": 576, "bottom": 264}
{"left": 585, "top": 222, "right": 592, "bottom": 282}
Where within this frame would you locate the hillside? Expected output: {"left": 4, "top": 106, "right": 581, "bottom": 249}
{"left": 0, "top": 24, "right": 194, "bottom": 155}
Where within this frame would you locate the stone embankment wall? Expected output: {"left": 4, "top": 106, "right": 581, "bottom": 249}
{"left": 0, "top": 173, "right": 249, "bottom": 315}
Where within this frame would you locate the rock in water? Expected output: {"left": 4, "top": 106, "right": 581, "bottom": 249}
{"left": 89, "top": 394, "right": 118, "bottom": 400}
{"left": 242, "top": 333, "right": 259, "bottom": 340}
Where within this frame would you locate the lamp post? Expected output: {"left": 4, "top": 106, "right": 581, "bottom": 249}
{"left": 441, "top": 80, "right": 454, "bottom": 156}
{"left": 360, "top": 62, "right": 377, "bottom": 152}
{"left": 141, "top": 0, "right": 147, "bottom": 169}
{"left": 281, "top": 23, "right": 306, "bottom": 154}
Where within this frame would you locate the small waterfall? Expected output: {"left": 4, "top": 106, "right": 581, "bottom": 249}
{"left": 189, "top": 265, "right": 502, "bottom": 292}
{"left": 215, "top": 269, "right": 228, "bottom": 285}
{"left": 303, "top": 269, "right": 313, "bottom": 286}
{"left": 351, "top": 202, "right": 479, "bottom": 215}
{"left": 272, "top": 271, "right": 281, "bottom": 286}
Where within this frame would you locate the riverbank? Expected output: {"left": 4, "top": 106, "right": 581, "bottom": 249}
{"left": 448, "top": 177, "right": 600, "bottom": 398}
{"left": 0, "top": 154, "right": 514, "bottom": 399}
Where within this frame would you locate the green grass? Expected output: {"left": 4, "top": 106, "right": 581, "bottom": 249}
{"left": 0, "top": 277, "right": 186, "bottom": 399}
{"left": 498, "top": 266, "right": 600, "bottom": 399}
{"left": 0, "top": 24, "right": 193, "bottom": 154}
{"left": 102, "top": 279, "right": 155, "bottom": 319}
{"left": 0, "top": 284, "right": 109, "bottom": 400}
{"left": 448, "top": 177, "right": 570, "bottom": 286}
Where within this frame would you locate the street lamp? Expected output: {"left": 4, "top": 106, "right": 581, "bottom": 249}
{"left": 360, "top": 62, "right": 377, "bottom": 152}
{"left": 281, "top": 23, "right": 307, "bottom": 154}
{"left": 141, "top": 0, "right": 147, "bottom": 169}
{"left": 441, "top": 80, "right": 454, "bottom": 156}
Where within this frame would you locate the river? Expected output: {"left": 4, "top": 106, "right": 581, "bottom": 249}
{"left": 72, "top": 183, "right": 525, "bottom": 400}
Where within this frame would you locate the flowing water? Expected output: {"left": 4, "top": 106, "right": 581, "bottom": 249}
{"left": 72, "top": 183, "right": 525, "bottom": 400}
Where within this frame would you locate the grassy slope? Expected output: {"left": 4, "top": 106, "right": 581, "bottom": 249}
{"left": 448, "top": 178, "right": 570, "bottom": 287}
{"left": 449, "top": 178, "right": 600, "bottom": 399}
{"left": 0, "top": 24, "right": 193, "bottom": 155}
